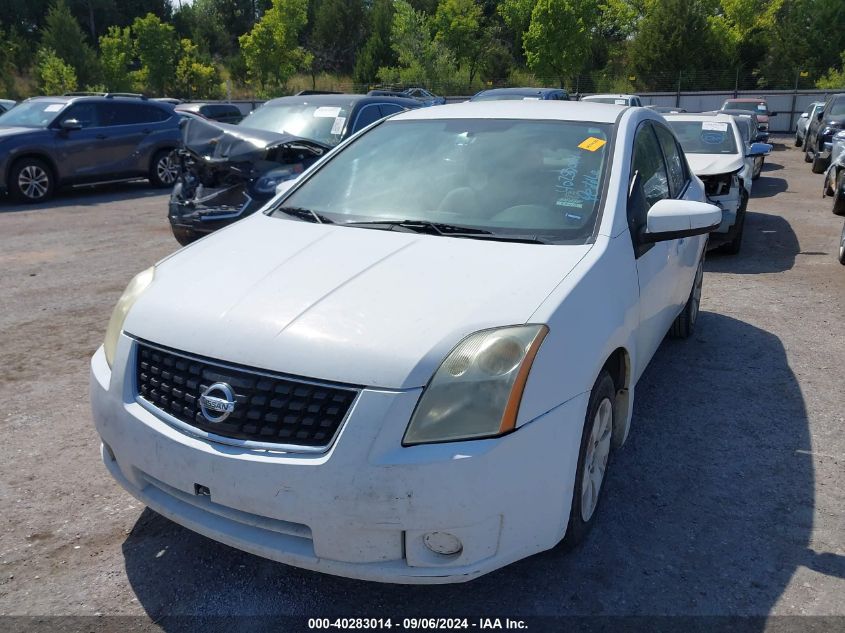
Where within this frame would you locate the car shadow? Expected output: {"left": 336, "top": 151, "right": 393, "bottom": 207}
{"left": 748, "top": 175, "right": 788, "bottom": 198}
{"left": 0, "top": 180, "right": 167, "bottom": 213}
{"left": 121, "top": 313, "right": 820, "bottom": 623}
{"left": 761, "top": 161, "right": 784, "bottom": 173}
{"left": 706, "top": 210, "right": 799, "bottom": 274}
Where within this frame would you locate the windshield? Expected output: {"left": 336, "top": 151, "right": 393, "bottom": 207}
{"left": 583, "top": 97, "right": 629, "bottom": 105}
{"left": 668, "top": 120, "right": 739, "bottom": 155}
{"left": 0, "top": 101, "right": 65, "bottom": 128}
{"left": 723, "top": 101, "right": 767, "bottom": 114}
{"left": 239, "top": 103, "right": 351, "bottom": 145}
{"left": 272, "top": 118, "right": 612, "bottom": 244}
{"left": 830, "top": 98, "right": 845, "bottom": 117}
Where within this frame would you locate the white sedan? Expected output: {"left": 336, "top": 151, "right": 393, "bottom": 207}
{"left": 665, "top": 113, "right": 769, "bottom": 254}
{"left": 90, "top": 101, "right": 720, "bottom": 583}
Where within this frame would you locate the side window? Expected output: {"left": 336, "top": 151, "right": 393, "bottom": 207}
{"left": 60, "top": 103, "right": 101, "bottom": 128}
{"left": 654, "top": 124, "right": 687, "bottom": 197}
{"left": 379, "top": 104, "right": 404, "bottom": 117}
{"left": 352, "top": 104, "right": 384, "bottom": 132}
{"left": 631, "top": 122, "right": 670, "bottom": 208}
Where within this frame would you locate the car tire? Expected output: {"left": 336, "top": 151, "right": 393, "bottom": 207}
{"left": 832, "top": 171, "right": 845, "bottom": 217}
{"left": 795, "top": 133, "right": 802, "bottom": 147}
{"left": 171, "top": 226, "right": 200, "bottom": 246}
{"left": 9, "top": 157, "right": 54, "bottom": 203}
{"left": 670, "top": 256, "right": 704, "bottom": 338}
{"left": 561, "top": 370, "right": 615, "bottom": 549}
{"left": 150, "top": 149, "right": 180, "bottom": 188}
{"left": 811, "top": 149, "right": 828, "bottom": 174}
{"left": 804, "top": 138, "right": 813, "bottom": 163}
{"left": 752, "top": 157, "right": 763, "bottom": 180}
{"left": 839, "top": 222, "right": 845, "bottom": 266}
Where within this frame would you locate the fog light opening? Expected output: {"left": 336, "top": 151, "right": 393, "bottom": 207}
{"left": 103, "top": 442, "right": 116, "bottom": 463}
{"left": 423, "top": 532, "right": 463, "bottom": 556}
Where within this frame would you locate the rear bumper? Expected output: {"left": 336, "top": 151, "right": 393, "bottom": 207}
{"left": 91, "top": 340, "right": 587, "bottom": 584}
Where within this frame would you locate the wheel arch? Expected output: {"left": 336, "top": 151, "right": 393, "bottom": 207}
{"left": 600, "top": 347, "right": 633, "bottom": 448}
{"left": 7, "top": 152, "right": 60, "bottom": 187}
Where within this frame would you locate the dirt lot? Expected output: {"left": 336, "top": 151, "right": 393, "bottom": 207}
{"left": 0, "top": 139, "right": 843, "bottom": 623}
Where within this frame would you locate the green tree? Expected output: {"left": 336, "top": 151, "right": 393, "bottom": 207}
{"left": 99, "top": 26, "right": 133, "bottom": 92}
{"left": 354, "top": 0, "right": 397, "bottom": 84}
{"left": 378, "top": 0, "right": 456, "bottom": 89}
{"left": 628, "top": 0, "right": 722, "bottom": 90}
{"left": 307, "top": 0, "right": 366, "bottom": 75}
{"left": 523, "top": 0, "right": 595, "bottom": 88}
{"left": 498, "top": 0, "right": 536, "bottom": 62}
{"left": 434, "top": 0, "right": 487, "bottom": 83}
{"left": 817, "top": 51, "right": 845, "bottom": 89}
{"left": 175, "top": 38, "right": 222, "bottom": 98}
{"left": 36, "top": 47, "right": 78, "bottom": 93}
{"left": 131, "top": 13, "right": 179, "bottom": 95}
{"left": 238, "top": 0, "right": 310, "bottom": 94}
{"left": 40, "top": 0, "right": 99, "bottom": 86}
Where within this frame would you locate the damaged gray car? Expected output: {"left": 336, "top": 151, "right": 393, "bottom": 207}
{"left": 168, "top": 117, "right": 329, "bottom": 245}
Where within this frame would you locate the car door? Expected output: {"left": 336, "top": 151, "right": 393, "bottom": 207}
{"left": 628, "top": 121, "right": 678, "bottom": 379}
{"left": 92, "top": 102, "right": 151, "bottom": 178}
{"left": 52, "top": 102, "right": 112, "bottom": 181}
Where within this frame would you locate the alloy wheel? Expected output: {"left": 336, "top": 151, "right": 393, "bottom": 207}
{"left": 581, "top": 397, "right": 613, "bottom": 522}
{"left": 18, "top": 165, "right": 50, "bottom": 200}
{"left": 156, "top": 153, "right": 180, "bottom": 185}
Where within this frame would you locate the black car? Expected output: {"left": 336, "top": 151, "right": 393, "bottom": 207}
{"left": 175, "top": 102, "right": 244, "bottom": 124}
{"left": 169, "top": 93, "right": 421, "bottom": 245}
{"left": 804, "top": 93, "right": 845, "bottom": 173}
{"left": 0, "top": 94, "right": 181, "bottom": 202}
{"left": 470, "top": 87, "right": 570, "bottom": 101}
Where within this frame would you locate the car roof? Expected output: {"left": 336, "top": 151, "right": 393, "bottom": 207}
{"left": 391, "top": 100, "right": 624, "bottom": 123}
{"left": 478, "top": 87, "right": 564, "bottom": 95}
{"left": 582, "top": 93, "right": 637, "bottom": 99}
{"left": 664, "top": 113, "right": 737, "bottom": 125}
{"left": 26, "top": 95, "right": 173, "bottom": 108}
{"left": 723, "top": 98, "right": 766, "bottom": 103}
{"left": 264, "top": 94, "right": 420, "bottom": 108}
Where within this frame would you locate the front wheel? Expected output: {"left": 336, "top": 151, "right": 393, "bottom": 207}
{"left": 670, "top": 256, "right": 704, "bottom": 338}
{"left": 9, "top": 157, "right": 54, "bottom": 203}
{"left": 795, "top": 133, "right": 802, "bottom": 147}
{"left": 838, "top": 222, "right": 845, "bottom": 265}
{"left": 752, "top": 156, "right": 763, "bottom": 180}
{"left": 150, "top": 150, "right": 180, "bottom": 188}
{"left": 562, "top": 370, "right": 615, "bottom": 549}
{"left": 832, "top": 170, "right": 845, "bottom": 216}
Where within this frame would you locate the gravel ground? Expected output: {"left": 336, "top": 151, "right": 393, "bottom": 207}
{"left": 0, "top": 139, "right": 843, "bottom": 624}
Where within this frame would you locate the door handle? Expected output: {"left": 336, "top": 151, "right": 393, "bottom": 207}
{"left": 96, "top": 134, "right": 107, "bottom": 140}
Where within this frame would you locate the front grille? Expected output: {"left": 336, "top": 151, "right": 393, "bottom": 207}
{"left": 135, "top": 342, "right": 359, "bottom": 449}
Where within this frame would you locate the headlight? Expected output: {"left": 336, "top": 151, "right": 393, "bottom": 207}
{"left": 103, "top": 267, "right": 155, "bottom": 368}
{"left": 253, "top": 168, "right": 299, "bottom": 195}
{"left": 403, "top": 325, "right": 548, "bottom": 445}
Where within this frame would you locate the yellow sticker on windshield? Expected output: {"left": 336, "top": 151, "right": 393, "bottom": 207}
{"left": 578, "top": 137, "right": 607, "bottom": 152}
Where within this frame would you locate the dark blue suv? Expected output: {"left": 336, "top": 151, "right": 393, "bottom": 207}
{"left": 0, "top": 93, "right": 181, "bottom": 202}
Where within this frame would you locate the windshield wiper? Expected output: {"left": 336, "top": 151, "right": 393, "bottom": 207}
{"left": 276, "top": 206, "right": 333, "bottom": 224}
{"left": 341, "top": 219, "right": 497, "bottom": 236}
{"left": 341, "top": 219, "right": 546, "bottom": 243}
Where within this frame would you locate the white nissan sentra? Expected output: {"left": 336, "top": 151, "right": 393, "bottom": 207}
{"left": 91, "top": 101, "right": 720, "bottom": 583}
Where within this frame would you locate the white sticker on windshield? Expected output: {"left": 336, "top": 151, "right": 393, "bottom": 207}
{"left": 614, "top": 99, "right": 626, "bottom": 105}
{"left": 702, "top": 121, "right": 729, "bottom": 131}
{"left": 523, "top": 97, "right": 540, "bottom": 100}
{"left": 45, "top": 104, "right": 64, "bottom": 112}
{"left": 314, "top": 106, "right": 341, "bottom": 118}
{"left": 330, "top": 116, "right": 346, "bottom": 135}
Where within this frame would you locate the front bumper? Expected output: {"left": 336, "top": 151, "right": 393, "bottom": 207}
{"left": 707, "top": 187, "right": 742, "bottom": 238}
{"left": 91, "top": 338, "right": 587, "bottom": 584}
{"left": 168, "top": 182, "right": 269, "bottom": 237}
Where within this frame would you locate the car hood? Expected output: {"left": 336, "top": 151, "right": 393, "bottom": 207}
{"left": 181, "top": 117, "right": 330, "bottom": 163}
{"left": 0, "top": 126, "right": 40, "bottom": 138}
{"left": 125, "top": 214, "right": 591, "bottom": 389}
{"left": 685, "top": 154, "right": 746, "bottom": 176}
{"left": 824, "top": 115, "right": 845, "bottom": 127}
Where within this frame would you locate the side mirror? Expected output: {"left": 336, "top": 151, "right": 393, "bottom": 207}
{"left": 800, "top": 112, "right": 809, "bottom": 119}
{"left": 59, "top": 118, "right": 82, "bottom": 131}
{"left": 748, "top": 142, "right": 772, "bottom": 157}
{"left": 639, "top": 199, "right": 721, "bottom": 244}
